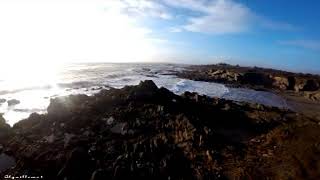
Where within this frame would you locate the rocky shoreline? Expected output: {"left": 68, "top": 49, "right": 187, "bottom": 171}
{"left": 177, "top": 63, "right": 320, "bottom": 122}
{"left": 0, "top": 80, "right": 319, "bottom": 179}
{"left": 176, "top": 63, "right": 320, "bottom": 101}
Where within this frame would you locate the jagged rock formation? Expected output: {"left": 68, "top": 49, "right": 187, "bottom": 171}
{"left": 1, "top": 80, "right": 320, "bottom": 179}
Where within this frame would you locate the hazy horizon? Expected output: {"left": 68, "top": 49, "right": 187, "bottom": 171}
{"left": 0, "top": 0, "right": 319, "bottom": 73}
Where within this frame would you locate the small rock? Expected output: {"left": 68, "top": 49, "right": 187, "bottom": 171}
{"left": 64, "top": 133, "right": 75, "bottom": 148}
{"left": 127, "top": 129, "right": 135, "bottom": 135}
{"left": 106, "top": 117, "right": 114, "bottom": 125}
{"left": 157, "top": 105, "right": 164, "bottom": 112}
{"left": 90, "top": 169, "right": 109, "bottom": 180}
{"left": 0, "top": 99, "right": 6, "bottom": 104}
{"left": 7, "top": 99, "right": 20, "bottom": 106}
{"left": 83, "top": 130, "right": 91, "bottom": 136}
{"left": 262, "top": 154, "right": 269, "bottom": 157}
{"left": 111, "top": 123, "right": 127, "bottom": 135}
{"left": 44, "top": 134, "right": 55, "bottom": 143}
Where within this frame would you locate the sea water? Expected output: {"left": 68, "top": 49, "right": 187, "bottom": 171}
{"left": 0, "top": 63, "right": 288, "bottom": 125}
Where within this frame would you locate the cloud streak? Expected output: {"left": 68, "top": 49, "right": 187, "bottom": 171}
{"left": 120, "top": 0, "right": 172, "bottom": 20}
{"left": 279, "top": 40, "right": 320, "bottom": 51}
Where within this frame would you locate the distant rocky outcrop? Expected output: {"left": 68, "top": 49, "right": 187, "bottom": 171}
{"left": 0, "top": 80, "right": 319, "bottom": 179}
{"left": 177, "top": 64, "right": 320, "bottom": 101}
{"left": 7, "top": 99, "right": 20, "bottom": 106}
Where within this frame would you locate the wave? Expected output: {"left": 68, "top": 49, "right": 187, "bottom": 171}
{"left": 170, "top": 79, "right": 229, "bottom": 97}
{"left": 13, "top": 108, "right": 46, "bottom": 113}
{"left": 222, "top": 88, "right": 288, "bottom": 108}
{"left": 57, "top": 81, "right": 100, "bottom": 89}
{"left": 0, "top": 85, "right": 53, "bottom": 95}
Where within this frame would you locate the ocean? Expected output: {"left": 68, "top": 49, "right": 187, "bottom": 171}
{"left": 0, "top": 63, "right": 288, "bottom": 125}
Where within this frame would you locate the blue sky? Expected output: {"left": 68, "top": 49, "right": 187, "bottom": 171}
{"left": 132, "top": 0, "right": 320, "bottom": 72}
{"left": 0, "top": 0, "right": 319, "bottom": 73}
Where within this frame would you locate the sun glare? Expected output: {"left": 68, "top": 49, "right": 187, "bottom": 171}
{"left": 0, "top": 61, "right": 61, "bottom": 91}
{"left": 0, "top": 1, "right": 156, "bottom": 65}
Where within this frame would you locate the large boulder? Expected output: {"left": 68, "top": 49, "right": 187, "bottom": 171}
{"left": 47, "top": 94, "right": 89, "bottom": 119}
{"left": 241, "top": 72, "right": 273, "bottom": 86}
{"left": 272, "top": 76, "right": 290, "bottom": 90}
{"left": 127, "top": 80, "right": 159, "bottom": 101}
{"left": 12, "top": 113, "right": 44, "bottom": 131}
{"left": 294, "top": 78, "right": 319, "bottom": 92}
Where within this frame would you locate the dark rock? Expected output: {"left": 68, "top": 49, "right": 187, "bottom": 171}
{"left": 242, "top": 72, "right": 272, "bottom": 86}
{"left": 13, "top": 113, "right": 43, "bottom": 130}
{"left": 305, "top": 79, "right": 319, "bottom": 91}
{"left": 295, "top": 78, "right": 319, "bottom": 92}
{"left": 57, "top": 147, "right": 93, "bottom": 180}
{"left": 127, "top": 80, "right": 159, "bottom": 101}
{"left": 0, "top": 153, "right": 16, "bottom": 173}
{"left": 135, "top": 80, "right": 158, "bottom": 92}
{"left": 0, "top": 99, "right": 6, "bottom": 104}
{"left": 0, "top": 114, "right": 11, "bottom": 142}
{"left": 1, "top": 80, "right": 320, "bottom": 179}
{"left": 47, "top": 94, "right": 89, "bottom": 119}
{"left": 7, "top": 99, "right": 20, "bottom": 106}
{"left": 287, "top": 76, "right": 296, "bottom": 90}
{"left": 90, "top": 169, "right": 110, "bottom": 180}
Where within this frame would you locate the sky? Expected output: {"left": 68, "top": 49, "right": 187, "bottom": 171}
{"left": 0, "top": 0, "right": 319, "bottom": 73}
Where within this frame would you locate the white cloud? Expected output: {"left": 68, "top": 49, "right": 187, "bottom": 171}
{"left": 163, "top": 0, "right": 253, "bottom": 34}
{"left": 278, "top": 40, "right": 320, "bottom": 51}
{"left": 163, "top": 0, "right": 209, "bottom": 13}
{"left": 163, "top": 0, "right": 297, "bottom": 34}
{"left": 120, "top": 0, "right": 172, "bottom": 20}
{"left": 260, "top": 19, "right": 297, "bottom": 31}
{"left": 169, "top": 27, "right": 183, "bottom": 33}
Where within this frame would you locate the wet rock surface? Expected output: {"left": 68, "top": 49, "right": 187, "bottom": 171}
{"left": 1, "top": 80, "right": 320, "bottom": 179}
